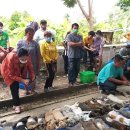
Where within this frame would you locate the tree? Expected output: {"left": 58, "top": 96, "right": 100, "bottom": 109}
{"left": 62, "top": 0, "right": 94, "bottom": 30}
{"left": 117, "top": 0, "right": 130, "bottom": 11}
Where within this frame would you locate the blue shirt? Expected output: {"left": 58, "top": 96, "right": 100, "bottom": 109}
{"left": 97, "top": 62, "right": 123, "bottom": 85}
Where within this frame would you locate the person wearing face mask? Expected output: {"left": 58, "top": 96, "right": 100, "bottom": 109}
{"left": 66, "top": 23, "right": 83, "bottom": 87}
{"left": 90, "top": 30, "right": 105, "bottom": 72}
{"left": 40, "top": 31, "right": 58, "bottom": 92}
{"left": 34, "top": 19, "right": 56, "bottom": 43}
{"left": 0, "top": 22, "right": 12, "bottom": 63}
{"left": 17, "top": 27, "right": 41, "bottom": 94}
{"left": 0, "top": 48, "right": 35, "bottom": 113}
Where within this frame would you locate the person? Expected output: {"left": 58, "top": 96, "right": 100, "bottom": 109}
{"left": 27, "top": 21, "right": 39, "bottom": 33}
{"left": 97, "top": 54, "right": 129, "bottom": 94}
{"left": 0, "top": 48, "right": 35, "bottom": 113}
{"left": 124, "top": 51, "right": 130, "bottom": 80}
{"left": 0, "top": 22, "right": 12, "bottom": 62}
{"left": 124, "top": 32, "right": 130, "bottom": 43}
{"left": 90, "top": 30, "right": 105, "bottom": 71}
{"left": 34, "top": 19, "right": 56, "bottom": 43}
{"left": 83, "top": 31, "right": 95, "bottom": 65}
{"left": 40, "top": 31, "right": 58, "bottom": 92}
{"left": 119, "top": 43, "right": 130, "bottom": 58}
{"left": 62, "top": 31, "right": 70, "bottom": 75}
{"left": 17, "top": 27, "right": 40, "bottom": 75}
{"left": 17, "top": 27, "right": 41, "bottom": 92}
{"left": 66, "top": 23, "right": 83, "bottom": 87}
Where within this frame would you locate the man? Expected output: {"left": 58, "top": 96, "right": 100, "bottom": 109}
{"left": 97, "top": 54, "right": 129, "bottom": 93}
{"left": 119, "top": 43, "right": 130, "bottom": 58}
{"left": 83, "top": 31, "right": 95, "bottom": 64}
{"left": 66, "top": 23, "right": 83, "bottom": 87}
{"left": 34, "top": 19, "right": 56, "bottom": 43}
{"left": 0, "top": 22, "right": 10, "bottom": 62}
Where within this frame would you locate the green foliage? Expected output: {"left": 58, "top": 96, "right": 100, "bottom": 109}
{"left": 117, "top": 0, "right": 130, "bottom": 11}
{"left": 62, "top": 0, "right": 77, "bottom": 8}
{"left": 1, "top": 8, "right": 130, "bottom": 47}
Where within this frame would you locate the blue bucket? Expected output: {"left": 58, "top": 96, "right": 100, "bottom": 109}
{"left": 19, "top": 82, "right": 31, "bottom": 91}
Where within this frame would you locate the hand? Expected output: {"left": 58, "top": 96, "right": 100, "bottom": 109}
{"left": 122, "top": 81, "right": 129, "bottom": 85}
{"left": 22, "top": 79, "right": 30, "bottom": 86}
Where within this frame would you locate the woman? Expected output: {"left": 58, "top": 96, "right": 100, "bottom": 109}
{"left": 17, "top": 27, "right": 40, "bottom": 92}
{"left": 1, "top": 48, "right": 35, "bottom": 113}
{"left": 40, "top": 31, "right": 58, "bottom": 92}
{"left": 90, "top": 30, "right": 104, "bottom": 72}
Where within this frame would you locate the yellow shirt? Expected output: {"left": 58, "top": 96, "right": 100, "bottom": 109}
{"left": 84, "top": 36, "right": 93, "bottom": 46}
{"left": 40, "top": 41, "right": 58, "bottom": 63}
{"left": 124, "top": 32, "right": 130, "bottom": 41}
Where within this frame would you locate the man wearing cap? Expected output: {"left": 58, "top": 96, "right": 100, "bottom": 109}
{"left": 34, "top": 19, "right": 56, "bottom": 43}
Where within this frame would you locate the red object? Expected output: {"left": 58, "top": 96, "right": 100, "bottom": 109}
{"left": 1, "top": 50, "right": 35, "bottom": 86}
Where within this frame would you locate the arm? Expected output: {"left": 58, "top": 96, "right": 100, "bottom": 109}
{"left": 84, "top": 45, "right": 92, "bottom": 51}
{"left": 108, "top": 77, "right": 125, "bottom": 84}
{"left": 6, "top": 33, "right": 10, "bottom": 52}
{"left": 27, "top": 57, "right": 35, "bottom": 81}
{"left": 17, "top": 40, "right": 23, "bottom": 51}
{"left": 33, "top": 31, "right": 39, "bottom": 42}
{"left": 68, "top": 41, "right": 83, "bottom": 47}
{"left": 99, "top": 40, "right": 105, "bottom": 59}
{"left": 36, "top": 43, "right": 41, "bottom": 73}
{"left": 54, "top": 45, "right": 59, "bottom": 61}
{"left": 8, "top": 55, "right": 23, "bottom": 82}
{"left": 0, "top": 46, "right": 7, "bottom": 52}
{"left": 109, "top": 75, "right": 129, "bottom": 85}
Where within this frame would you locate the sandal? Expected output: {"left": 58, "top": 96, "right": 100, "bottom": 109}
{"left": 15, "top": 106, "right": 21, "bottom": 114}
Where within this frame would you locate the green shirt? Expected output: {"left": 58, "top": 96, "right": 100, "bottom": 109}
{"left": 0, "top": 31, "right": 9, "bottom": 48}
{"left": 97, "top": 62, "right": 123, "bottom": 85}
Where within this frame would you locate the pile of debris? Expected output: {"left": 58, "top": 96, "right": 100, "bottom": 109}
{"left": 1, "top": 94, "right": 130, "bottom": 130}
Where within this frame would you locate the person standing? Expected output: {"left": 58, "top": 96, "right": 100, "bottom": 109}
{"left": 17, "top": 27, "right": 40, "bottom": 93}
{"left": 40, "top": 31, "right": 58, "bottom": 92}
{"left": 90, "top": 30, "right": 104, "bottom": 72}
{"left": 83, "top": 31, "right": 95, "bottom": 65}
{"left": 0, "top": 48, "right": 35, "bottom": 113}
{"left": 62, "top": 31, "right": 70, "bottom": 75}
{"left": 66, "top": 23, "right": 83, "bottom": 87}
{"left": 34, "top": 20, "right": 56, "bottom": 43}
{"left": 0, "top": 22, "right": 11, "bottom": 62}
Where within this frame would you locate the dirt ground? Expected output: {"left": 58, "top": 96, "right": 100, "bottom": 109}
{"left": 0, "top": 72, "right": 88, "bottom": 101}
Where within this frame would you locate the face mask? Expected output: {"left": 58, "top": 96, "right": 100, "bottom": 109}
{"left": 19, "top": 59, "right": 27, "bottom": 64}
{"left": 72, "top": 29, "right": 78, "bottom": 34}
{"left": 45, "top": 37, "right": 52, "bottom": 43}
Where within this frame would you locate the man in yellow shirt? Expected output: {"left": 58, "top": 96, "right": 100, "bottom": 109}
{"left": 83, "top": 31, "right": 95, "bottom": 64}
{"left": 40, "top": 31, "right": 58, "bottom": 92}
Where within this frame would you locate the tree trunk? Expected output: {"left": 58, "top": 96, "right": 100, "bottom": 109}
{"left": 76, "top": 0, "right": 93, "bottom": 30}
